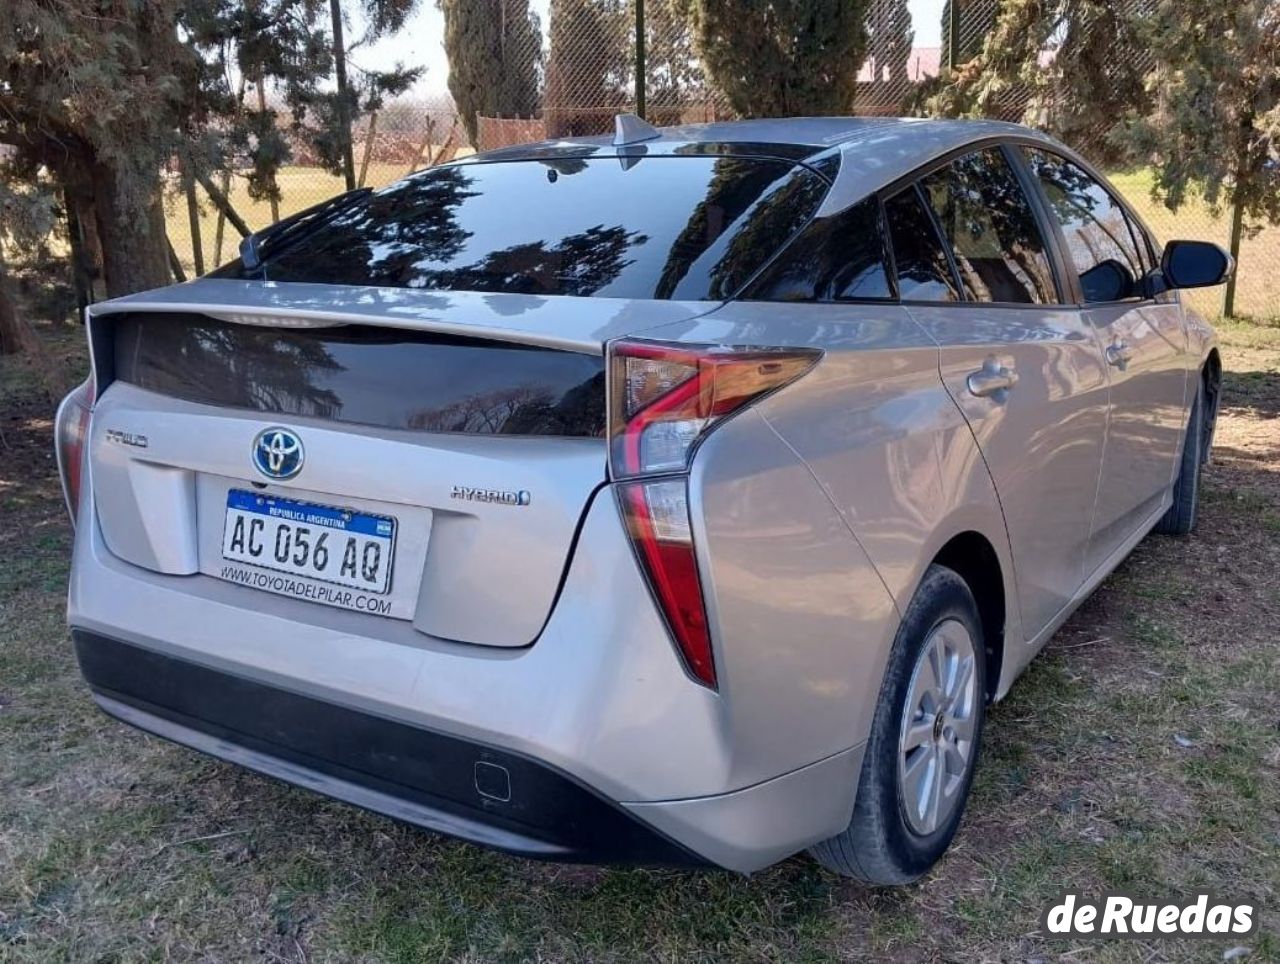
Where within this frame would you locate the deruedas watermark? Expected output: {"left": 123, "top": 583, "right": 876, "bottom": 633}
{"left": 1042, "top": 892, "right": 1258, "bottom": 938}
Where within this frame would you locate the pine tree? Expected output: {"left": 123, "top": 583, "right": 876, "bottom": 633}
{"left": 939, "top": 0, "right": 999, "bottom": 72}
{"left": 545, "top": 0, "right": 631, "bottom": 136}
{"left": 439, "top": 0, "right": 543, "bottom": 147}
{"left": 924, "top": 0, "right": 1154, "bottom": 162}
{"left": 687, "top": 0, "right": 872, "bottom": 117}
{"left": 1119, "top": 0, "right": 1279, "bottom": 314}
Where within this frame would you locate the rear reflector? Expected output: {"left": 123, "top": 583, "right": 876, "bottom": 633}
{"left": 55, "top": 377, "right": 95, "bottom": 525}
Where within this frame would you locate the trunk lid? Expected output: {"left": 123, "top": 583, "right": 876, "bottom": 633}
{"left": 86, "top": 283, "right": 719, "bottom": 647}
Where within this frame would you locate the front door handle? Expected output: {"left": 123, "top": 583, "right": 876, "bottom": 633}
{"left": 1106, "top": 341, "right": 1134, "bottom": 369}
{"left": 967, "top": 359, "right": 1019, "bottom": 399}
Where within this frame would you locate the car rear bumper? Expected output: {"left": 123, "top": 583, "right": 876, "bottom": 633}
{"left": 75, "top": 629, "right": 709, "bottom": 867}
{"left": 68, "top": 450, "right": 875, "bottom": 872}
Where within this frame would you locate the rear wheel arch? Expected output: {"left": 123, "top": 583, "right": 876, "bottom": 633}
{"left": 931, "top": 532, "right": 1005, "bottom": 703}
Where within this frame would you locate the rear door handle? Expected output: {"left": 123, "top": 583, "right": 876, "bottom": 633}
{"left": 967, "top": 359, "right": 1019, "bottom": 399}
{"left": 1106, "top": 341, "right": 1134, "bottom": 369}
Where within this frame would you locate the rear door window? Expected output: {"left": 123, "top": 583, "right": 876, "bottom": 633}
{"left": 217, "top": 157, "right": 829, "bottom": 302}
{"left": 884, "top": 187, "right": 962, "bottom": 302}
{"left": 919, "top": 149, "right": 1058, "bottom": 304}
{"left": 1022, "top": 148, "right": 1148, "bottom": 303}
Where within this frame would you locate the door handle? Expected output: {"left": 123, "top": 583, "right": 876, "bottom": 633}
{"left": 1106, "top": 341, "right": 1134, "bottom": 369}
{"left": 967, "top": 359, "right": 1019, "bottom": 399}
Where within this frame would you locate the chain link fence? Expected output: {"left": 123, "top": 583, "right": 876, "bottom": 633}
{"left": 167, "top": 0, "right": 1276, "bottom": 319}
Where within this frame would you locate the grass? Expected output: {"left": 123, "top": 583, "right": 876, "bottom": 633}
{"left": 162, "top": 161, "right": 1280, "bottom": 321}
{"left": 1, "top": 318, "right": 1278, "bottom": 961}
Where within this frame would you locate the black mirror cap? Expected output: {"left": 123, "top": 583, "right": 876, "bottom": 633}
{"left": 1162, "top": 239, "right": 1234, "bottom": 290}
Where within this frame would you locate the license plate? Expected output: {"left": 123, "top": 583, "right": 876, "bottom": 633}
{"left": 221, "top": 489, "right": 396, "bottom": 595}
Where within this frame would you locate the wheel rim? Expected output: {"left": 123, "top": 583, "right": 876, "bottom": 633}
{"left": 897, "top": 618, "right": 979, "bottom": 836}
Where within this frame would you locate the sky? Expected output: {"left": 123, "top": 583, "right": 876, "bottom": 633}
{"left": 347, "top": 0, "right": 947, "bottom": 99}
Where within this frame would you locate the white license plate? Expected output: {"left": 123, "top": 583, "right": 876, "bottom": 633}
{"left": 221, "top": 489, "right": 396, "bottom": 595}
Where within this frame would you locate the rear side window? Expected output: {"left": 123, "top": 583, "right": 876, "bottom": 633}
{"left": 743, "top": 198, "right": 893, "bottom": 301}
{"left": 1022, "top": 149, "right": 1147, "bottom": 303}
{"left": 919, "top": 149, "right": 1057, "bottom": 304}
{"left": 884, "top": 187, "right": 961, "bottom": 302}
{"left": 217, "top": 157, "right": 829, "bottom": 302}
{"left": 112, "top": 314, "right": 607, "bottom": 438}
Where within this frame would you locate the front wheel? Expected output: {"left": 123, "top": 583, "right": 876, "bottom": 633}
{"left": 809, "top": 565, "right": 986, "bottom": 884}
{"left": 1153, "top": 381, "right": 1206, "bottom": 536}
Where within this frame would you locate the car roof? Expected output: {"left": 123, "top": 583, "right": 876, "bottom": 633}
{"left": 460, "top": 116, "right": 1060, "bottom": 216}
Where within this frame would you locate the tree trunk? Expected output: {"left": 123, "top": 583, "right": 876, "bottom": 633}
{"left": 90, "top": 162, "right": 170, "bottom": 298}
{"left": 0, "top": 261, "right": 33, "bottom": 356}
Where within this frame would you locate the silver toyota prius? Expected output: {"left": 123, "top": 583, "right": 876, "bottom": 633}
{"left": 57, "top": 116, "right": 1230, "bottom": 883}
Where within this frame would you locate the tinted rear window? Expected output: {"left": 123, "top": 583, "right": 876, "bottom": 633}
{"left": 743, "top": 197, "right": 894, "bottom": 302}
{"left": 216, "top": 157, "right": 829, "bottom": 301}
{"left": 885, "top": 187, "right": 962, "bottom": 302}
{"left": 113, "top": 314, "right": 606, "bottom": 438}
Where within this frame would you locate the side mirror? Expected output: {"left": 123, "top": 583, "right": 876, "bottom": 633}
{"left": 1079, "top": 258, "right": 1135, "bottom": 302}
{"left": 1162, "top": 240, "right": 1234, "bottom": 290}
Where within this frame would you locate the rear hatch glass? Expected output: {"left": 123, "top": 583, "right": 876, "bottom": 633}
{"left": 112, "top": 313, "right": 606, "bottom": 437}
{"left": 214, "top": 156, "right": 830, "bottom": 301}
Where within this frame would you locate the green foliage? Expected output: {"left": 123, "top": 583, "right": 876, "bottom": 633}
{"left": 545, "top": 0, "right": 631, "bottom": 136}
{"left": 643, "top": 0, "right": 707, "bottom": 121}
{"left": 439, "top": 0, "right": 543, "bottom": 146}
{"left": 1117, "top": 0, "right": 1280, "bottom": 226}
{"left": 687, "top": 0, "right": 871, "bottom": 116}
{"left": 0, "top": 180, "right": 57, "bottom": 252}
{"left": 938, "top": 0, "right": 997, "bottom": 73}
{"left": 924, "top": 0, "right": 1154, "bottom": 163}
{"left": 0, "top": 0, "right": 422, "bottom": 296}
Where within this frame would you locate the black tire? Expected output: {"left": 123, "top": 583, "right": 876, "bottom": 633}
{"left": 809, "top": 564, "right": 986, "bottom": 885}
{"left": 1153, "top": 381, "right": 1205, "bottom": 536}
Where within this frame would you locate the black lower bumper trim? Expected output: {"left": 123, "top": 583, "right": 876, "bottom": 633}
{"left": 72, "top": 630, "right": 708, "bottom": 867}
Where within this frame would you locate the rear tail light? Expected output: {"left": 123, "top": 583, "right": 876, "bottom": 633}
{"left": 55, "top": 377, "right": 95, "bottom": 525}
{"left": 608, "top": 340, "right": 821, "bottom": 688}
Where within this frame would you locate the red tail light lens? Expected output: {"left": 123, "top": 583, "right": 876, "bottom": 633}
{"left": 607, "top": 340, "right": 821, "bottom": 689}
{"left": 608, "top": 340, "right": 821, "bottom": 479}
{"left": 617, "top": 479, "right": 715, "bottom": 686}
{"left": 55, "top": 377, "right": 95, "bottom": 525}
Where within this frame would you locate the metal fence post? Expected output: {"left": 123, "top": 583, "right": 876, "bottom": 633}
{"left": 635, "top": 0, "right": 646, "bottom": 119}
{"left": 1222, "top": 197, "right": 1244, "bottom": 318}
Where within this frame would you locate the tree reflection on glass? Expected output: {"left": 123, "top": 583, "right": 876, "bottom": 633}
{"left": 921, "top": 150, "right": 1056, "bottom": 304}
{"left": 1022, "top": 148, "right": 1148, "bottom": 301}
{"left": 407, "top": 371, "right": 606, "bottom": 436}
{"left": 265, "top": 166, "right": 480, "bottom": 288}
{"left": 122, "top": 315, "right": 344, "bottom": 419}
{"left": 428, "top": 224, "right": 648, "bottom": 296}
{"left": 235, "top": 156, "right": 827, "bottom": 301}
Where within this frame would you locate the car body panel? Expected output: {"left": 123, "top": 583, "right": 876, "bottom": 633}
{"left": 89, "top": 381, "right": 606, "bottom": 646}
{"left": 907, "top": 303, "right": 1111, "bottom": 641}
{"left": 72, "top": 480, "right": 737, "bottom": 803}
{"left": 664, "top": 301, "right": 1024, "bottom": 691}
{"left": 689, "top": 407, "right": 900, "bottom": 773}
{"left": 1085, "top": 300, "right": 1192, "bottom": 570}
